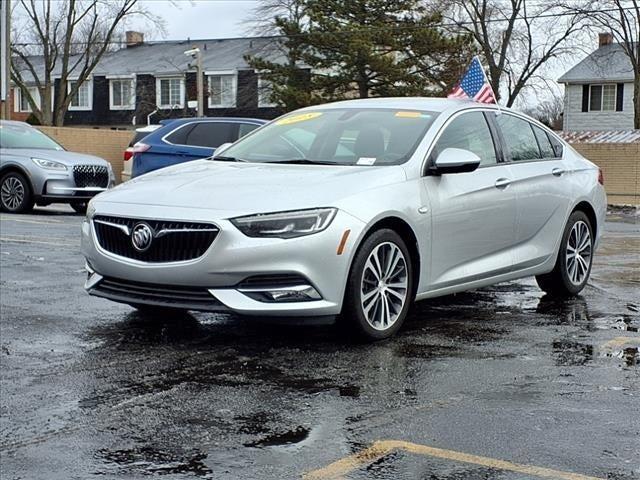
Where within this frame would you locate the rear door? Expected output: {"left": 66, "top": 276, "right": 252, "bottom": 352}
{"left": 422, "top": 110, "right": 517, "bottom": 290}
{"left": 181, "top": 121, "right": 238, "bottom": 159}
{"left": 491, "top": 112, "right": 573, "bottom": 271}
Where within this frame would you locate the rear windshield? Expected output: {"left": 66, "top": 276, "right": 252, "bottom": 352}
{"left": 0, "top": 124, "right": 64, "bottom": 150}
{"left": 219, "top": 108, "right": 438, "bottom": 166}
{"left": 129, "top": 130, "right": 156, "bottom": 147}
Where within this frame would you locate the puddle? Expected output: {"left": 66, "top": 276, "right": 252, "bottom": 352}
{"left": 601, "top": 347, "right": 638, "bottom": 367}
{"left": 553, "top": 340, "right": 594, "bottom": 366}
{"left": 593, "top": 315, "right": 639, "bottom": 332}
{"left": 96, "top": 446, "right": 213, "bottom": 477}
{"left": 243, "top": 426, "right": 310, "bottom": 448}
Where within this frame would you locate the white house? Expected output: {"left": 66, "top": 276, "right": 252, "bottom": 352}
{"left": 558, "top": 33, "right": 635, "bottom": 131}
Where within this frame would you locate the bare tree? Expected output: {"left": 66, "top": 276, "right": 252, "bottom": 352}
{"left": 444, "top": 0, "right": 583, "bottom": 106}
{"left": 10, "top": 0, "right": 163, "bottom": 125}
{"left": 566, "top": 0, "right": 639, "bottom": 128}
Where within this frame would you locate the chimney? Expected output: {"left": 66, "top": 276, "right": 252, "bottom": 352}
{"left": 125, "top": 31, "right": 144, "bottom": 48}
{"left": 598, "top": 32, "right": 613, "bottom": 47}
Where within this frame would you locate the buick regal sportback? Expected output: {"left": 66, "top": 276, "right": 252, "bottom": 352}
{"left": 82, "top": 98, "right": 606, "bottom": 340}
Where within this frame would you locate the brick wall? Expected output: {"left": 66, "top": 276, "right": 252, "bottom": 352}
{"left": 570, "top": 143, "right": 639, "bottom": 205}
{"left": 38, "top": 126, "right": 132, "bottom": 184}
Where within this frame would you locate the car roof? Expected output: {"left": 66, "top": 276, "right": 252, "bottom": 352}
{"left": 296, "top": 97, "right": 504, "bottom": 114}
{"left": 0, "top": 120, "right": 33, "bottom": 128}
{"left": 157, "top": 117, "right": 268, "bottom": 127}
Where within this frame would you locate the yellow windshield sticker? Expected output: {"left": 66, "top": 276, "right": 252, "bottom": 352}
{"left": 395, "top": 111, "right": 422, "bottom": 118}
{"left": 276, "top": 112, "right": 323, "bottom": 125}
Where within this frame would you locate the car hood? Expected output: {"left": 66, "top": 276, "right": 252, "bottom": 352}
{"left": 4, "top": 148, "right": 110, "bottom": 166}
{"left": 95, "top": 159, "right": 407, "bottom": 217}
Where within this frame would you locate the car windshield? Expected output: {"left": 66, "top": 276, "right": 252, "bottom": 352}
{"left": 217, "top": 108, "right": 438, "bottom": 166}
{"left": 0, "top": 123, "right": 64, "bottom": 150}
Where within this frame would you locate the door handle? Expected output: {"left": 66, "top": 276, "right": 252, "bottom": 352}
{"left": 494, "top": 178, "right": 511, "bottom": 189}
{"left": 552, "top": 168, "right": 565, "bottom": 176}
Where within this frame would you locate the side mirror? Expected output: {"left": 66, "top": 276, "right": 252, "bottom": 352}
{"left": 430, "top": 148, "right": 481, "bottom": 175}
{"left": 213, "top": 142, "right": 233, "bottom": 157}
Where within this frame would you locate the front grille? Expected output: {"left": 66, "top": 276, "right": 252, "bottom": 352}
{"left": 73, "top": 165, "right": 109, "bottom": 188}
{"left": 93, "top": 215, "right": 219, "bottom": 262}
{"left": 92, "top": 276, "right": 226, "bottom": 311}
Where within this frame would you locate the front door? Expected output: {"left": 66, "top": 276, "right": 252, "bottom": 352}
{"left": 422, "top": 110, "right": 517, "bottom": 290}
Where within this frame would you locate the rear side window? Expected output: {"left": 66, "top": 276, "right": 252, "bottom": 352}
{"left": 239, "top": 123, "right": 260, "bottom": 138}
{"left": 186, "top": 122, "right": 238, "bottom": 148}
{"left": 532, "top": 125, "right": 555, "bottom": 158}
{"left": 165, "top": 123, "right": 197, "bottom": 145}
{"left": 548, "top": 134, "right": 564, "bottom": 158}
{"left": 432, "top": 111, "right": 497, "bottom": 166}
{"left": 496, "top": 114, "right": 541, "bottom": 161}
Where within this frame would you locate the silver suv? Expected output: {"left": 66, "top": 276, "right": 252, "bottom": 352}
{"left": 0, "top": 120, "right": 114, "bottom": 213}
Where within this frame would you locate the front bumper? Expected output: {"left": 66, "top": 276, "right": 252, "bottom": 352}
{"left": 34, "top": 169, "right": 112, "bottom": 203}
{"left": 81, "top": 207, "right": 365, "bottom": 317}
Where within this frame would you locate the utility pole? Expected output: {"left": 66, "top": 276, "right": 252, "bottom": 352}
{"left": 196, "top": 49, "right": 203, "bottom": 117}
{"left": 0, "top": 0, "right": 11, "bottom": 120}
{"left": 184, "top": 47, "right": 203, "bottom": 117}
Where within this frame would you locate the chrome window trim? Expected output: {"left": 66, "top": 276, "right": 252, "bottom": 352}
{"left": 161, "top": 120, "right": 265, "bottom": 150}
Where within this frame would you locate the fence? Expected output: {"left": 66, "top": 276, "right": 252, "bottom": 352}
{"left": 38, "top": 126, "right": 131, "bottom": 184}
{"left": 570, "top": 143, "right": 639, "bottom": 206}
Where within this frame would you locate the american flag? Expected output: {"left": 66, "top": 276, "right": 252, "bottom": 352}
{"left": 448, "top": 57, "right": 496, "bottom": 104}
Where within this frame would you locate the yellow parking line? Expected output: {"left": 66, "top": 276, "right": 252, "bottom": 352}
{"left": 304, "top": 440, "right": 605, "bottom": 480}
{"left": 601, "top": 337, "right": 640, "bottom": 350}
{"left": 0, "top": 236, "right": 77, "bottom": 247}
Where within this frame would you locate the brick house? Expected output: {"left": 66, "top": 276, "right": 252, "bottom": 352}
{"left": 11, "top": 33, "right": 287, "bottom": 127}
{"left": 558, "top": 33, "right": 636, "bottom": 131}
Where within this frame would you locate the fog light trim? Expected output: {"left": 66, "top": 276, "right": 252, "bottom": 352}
{"left": 238, "top": 284, "right": 322, "bottom": 303}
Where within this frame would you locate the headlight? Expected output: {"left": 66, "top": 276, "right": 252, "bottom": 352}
{"left": 231, "top": 208, "right": 337, "bottom": 239}
{"left": 86, "top": 199, "right": 96, "bottom": 219}
{"left": 32, "top": 157, "right": 68, "bottom": 171}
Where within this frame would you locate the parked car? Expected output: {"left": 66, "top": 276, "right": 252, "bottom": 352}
{"left": 131, "top": 117, "right": 267, "bottom": 178}
{"left": 82, "top": 98, "right": 606, "bottom": 340}
{"left": 1, "top": 120, "right": 115, "bottom": 214}
{"left": 122, "top": 124, "right": 162, "bottom": 182}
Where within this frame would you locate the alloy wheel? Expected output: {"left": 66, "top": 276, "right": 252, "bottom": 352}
{"left": 1, "top": 177, "right": 25, "bottom": 211}
{"left": 566, "top": 220, "right": 592, "bottom": 285}
{"left": 360, "top": 241, "right": 409, "bottom": 331}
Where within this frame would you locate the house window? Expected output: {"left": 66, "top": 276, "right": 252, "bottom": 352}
{"left": 14, "top": 87, "right": 40, "bottom": 112}
{"left": 589, "top": 84, "right": 616, "bottom": 112}
{"left": 156, "top": 77, "right": 184, "bottom": 108}
{"left": 258, "top": 76, "right": 276, "bottom": 107}
{"left": 207, "top": 74, "right": 236, "bottom": 108}
{"left": 109, "top": 78, "right": 135, "bottom": 110}
{"left": 68, "top": 79, "right": 92, "bottom": 110}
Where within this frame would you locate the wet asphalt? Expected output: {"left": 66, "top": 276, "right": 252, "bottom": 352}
{"left": 0, "top": 207, "right": 638, "bottom": 480}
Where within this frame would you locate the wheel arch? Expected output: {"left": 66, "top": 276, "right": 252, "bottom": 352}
{"left": 571, "top": 200, "right": 598, "bottom": 237}
{"left": 350, "top": 215, "right": 421, "bottom": 297}
{"left": 0, "top": 164, "right": 35, "bottom": 195}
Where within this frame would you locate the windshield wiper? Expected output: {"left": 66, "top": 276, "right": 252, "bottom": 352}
{"left": 268, "top": 159, "right": 339, "bottom": 165}
{"left": 210, "top": 155, "right": 244, "bottom": 162}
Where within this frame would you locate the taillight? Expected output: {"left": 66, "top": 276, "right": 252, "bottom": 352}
{"left": 598, "top": 168, "right": 604, "bottom": 185}
{"left": 123, "top": 149, "right": 133, "bottom": 161}
{"left": 131, "top": 142, "right": 150, "bottom": 154}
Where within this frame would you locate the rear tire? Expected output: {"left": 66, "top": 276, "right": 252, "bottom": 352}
{"left": 0, "top": 171, "right": 34, "bottom": 213}
{"left": 535, "top": 211, "right": 593, "bottom": 296}
{"left": 341, "top": 229, "right": 414, "bottom": 341}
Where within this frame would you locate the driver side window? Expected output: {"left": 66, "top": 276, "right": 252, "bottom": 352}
{"left": 433, "top": 112, "right": 497, "bottom": 167}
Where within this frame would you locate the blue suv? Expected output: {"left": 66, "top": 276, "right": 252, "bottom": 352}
{"left": 131, "top": 117, "right": 267, "bottom": 177}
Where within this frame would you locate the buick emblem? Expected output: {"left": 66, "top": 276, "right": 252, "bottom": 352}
{"left": 131, "top": 223, "right": 153, "bottom": 252}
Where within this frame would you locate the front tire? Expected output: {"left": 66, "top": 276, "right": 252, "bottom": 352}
{"left": 536, "top": 211, "right": 594, "bottom": 296}
{"left": 0, "top": 171, "right": 34, "bottom": 213}
{"left": 341, "top": 229, "right": 414, "bottom": 340}
{"left": 70, "top": 201, "right": 88, "bottom": 214}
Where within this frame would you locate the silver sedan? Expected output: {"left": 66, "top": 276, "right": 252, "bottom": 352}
{"left": 81, "top": 98, "right": 606, "bottom": 340}
{"left": 0, "top": 120, "right": 114, "bottom": 213}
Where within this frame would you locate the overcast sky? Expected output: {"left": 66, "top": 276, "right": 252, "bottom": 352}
{"left": 133, "top": 0, "right": 261, "bottom": 40}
